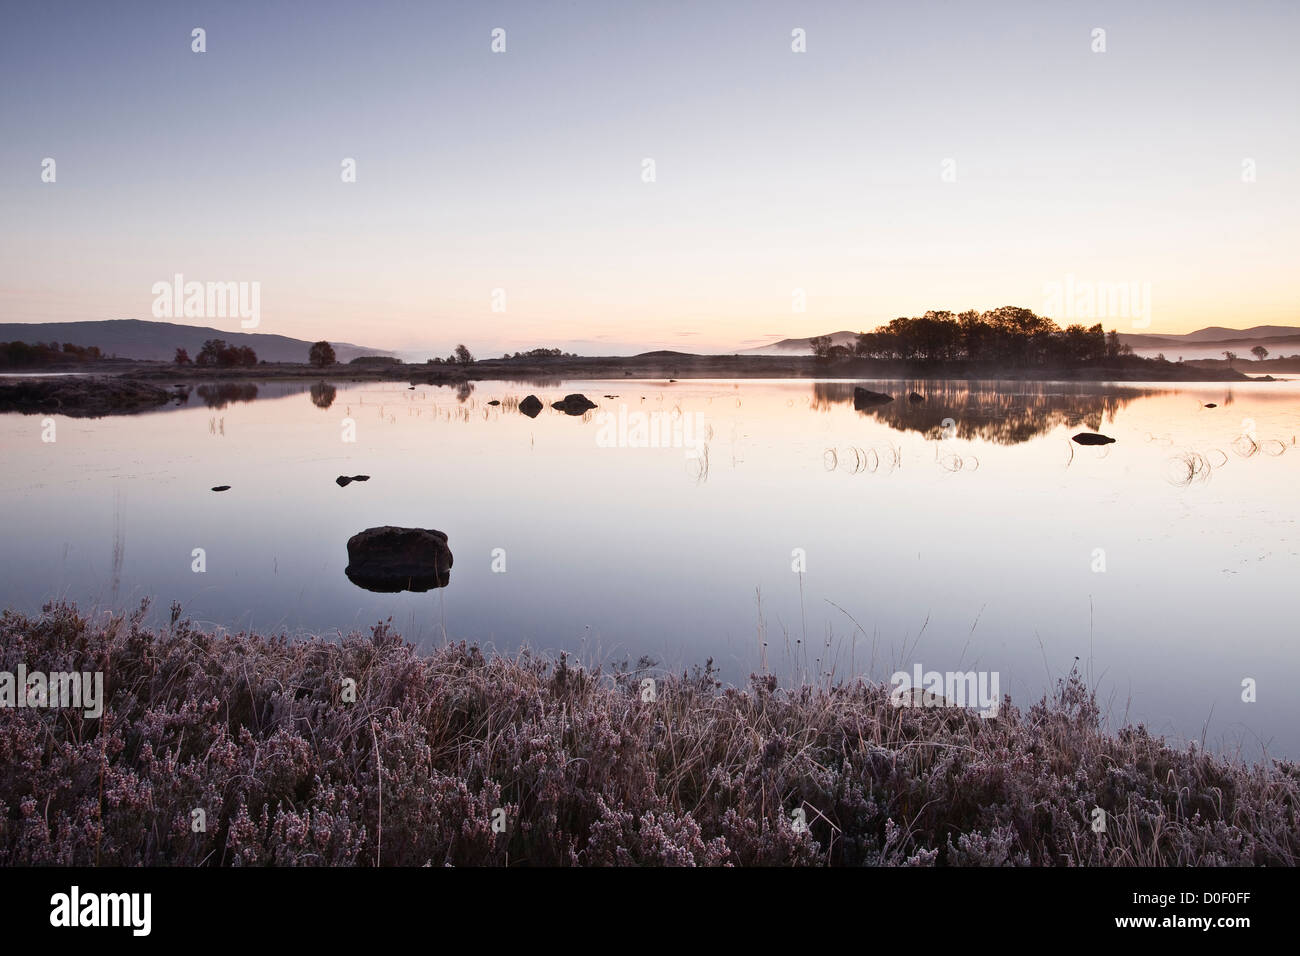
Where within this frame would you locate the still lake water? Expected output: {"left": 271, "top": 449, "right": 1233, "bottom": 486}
{"left": 2, "top": 377, "right": 1297, "bottom": 757}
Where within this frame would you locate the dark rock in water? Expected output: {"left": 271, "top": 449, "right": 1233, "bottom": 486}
{"left": 603, "top": 394, "right": 619, "bottom": 399}
{"left": 1204, "top": 403, "right": 1217, "bottom": 408}
{"left": 211, "top": 485, "right": 231, "bottom": 492}
{"left": 407, "top": 385, "right": 415, "bottom": 390}
{"left": 551, "top": 393, "right": 598, "bottom": 415}
{"left": 853, "top": 387, "right": 894, "bottom": 409}
{"left": 518, "top": 395, "right": 543, "bottom": 418}
{"left": 1072, "top": 432, "right": 1116, "bottom": 445}
{"left": 336, "top": 475, "right": 371, "bottom": 487}
{"left": 487, "top": 400, "right": 501, "bottom": 406}
{"left": 908, "top": 392, "right": 925, "bottom": 403}
{"left": 345, "top": 526, "right": 453, "bottom": 593}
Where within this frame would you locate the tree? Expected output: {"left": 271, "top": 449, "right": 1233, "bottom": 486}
{"left": 1251, "top": 345, "right": 1269, "bottom": 361}
{"left": 809, "top": 335, "right": 833, "bottom": 359}
{"left": 174, "top": 348, "right": 191, "bottom": 365}
{"left": 1223, "top": 350, "right": 1237, "bottom": 367}
{"left": 453, "top": 344, "right": 475, "bottom": 365}
{"left": 196, "top": 339, "right": 225, "bottom": 366}
{"left": 309, "top": 341, "right": 336, "bottom": 367}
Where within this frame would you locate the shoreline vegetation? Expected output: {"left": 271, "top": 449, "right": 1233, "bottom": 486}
{"left": 0, "top": 355, "right": 1273, "bottom": 417}
{"left": 1, "top": 602, "right": 1295, "bottom": 866}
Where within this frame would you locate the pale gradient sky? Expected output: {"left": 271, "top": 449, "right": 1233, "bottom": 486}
{"left": 1, "top": 0, "right": 1296, "bottom": 356}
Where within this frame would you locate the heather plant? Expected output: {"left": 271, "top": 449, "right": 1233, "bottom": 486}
{"left": 0, "top": 602, "right": 1295, "bottom": 866}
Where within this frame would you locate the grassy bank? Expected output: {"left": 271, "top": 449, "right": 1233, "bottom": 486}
{"left": 1, "top": 602, "right": 1295, "bottom": 866}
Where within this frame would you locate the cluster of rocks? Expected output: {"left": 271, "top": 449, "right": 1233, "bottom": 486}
{"left": 516, "top": 393, "right": 597, "bottom": 418}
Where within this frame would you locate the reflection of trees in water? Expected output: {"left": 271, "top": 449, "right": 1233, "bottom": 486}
{"left": 195, "top": 383, "right": 260, "bottom": 409}
{"left": 456, "top": 381, "right": 475, "bottom": 404}
{"left": 811, "top": 381, "right": 1161, "bottom": 445}
{"left": 310, "top": 381, "right": 337, "bottom": 409}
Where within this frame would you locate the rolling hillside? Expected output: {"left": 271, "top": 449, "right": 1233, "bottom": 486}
{"left": 0, "top": 319, "right": 389, "bottom": 363}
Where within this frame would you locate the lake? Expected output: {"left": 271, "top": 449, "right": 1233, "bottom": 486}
{"left": 1, "top": 377, "right": 1296, "bottom": 757}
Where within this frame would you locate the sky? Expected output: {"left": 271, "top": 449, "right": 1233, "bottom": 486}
{"left": 1, "top": 0, "right": 1297, "bottom": 357}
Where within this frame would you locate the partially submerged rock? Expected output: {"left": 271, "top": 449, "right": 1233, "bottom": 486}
{"left": 1072, "top": 432, "right": 1116, "bottom": 445}
{"left": 518, "top": 395, "right": 543, "bottom": 418}
{"left": 853, "top": 386, "right": 894, "bottom": 409}
{"left": 487, "top": 400, "right": 501, "bottom": 406}
{"left": 345, "top": 526, "right": 453, "bottom": 593}
{"left": 335, "top": 475, "right": 371, "bottom": 487}
{"left": 211, "top": 485, "right": 231, "bottom": 492}
{"left": 551, "top": 393, "right": 598, "bottom": 415}
{"left": 908, "top": 392, "right": 925, "bottom": 403}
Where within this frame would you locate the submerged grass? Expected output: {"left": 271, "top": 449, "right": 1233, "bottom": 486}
{"left": 1, "top": 601, "right": 1296, "bottom": 866}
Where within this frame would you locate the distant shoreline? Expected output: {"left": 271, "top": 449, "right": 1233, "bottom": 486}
{"left": 23, "top": 353, "right": 1279, "bottom": 383}
{"left": 0, "top": 355, "right": 1281, "bottom": 416}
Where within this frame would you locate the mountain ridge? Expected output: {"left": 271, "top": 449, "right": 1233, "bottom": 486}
{"left": 0, "top": 319, "right": 389, "bottom": 363}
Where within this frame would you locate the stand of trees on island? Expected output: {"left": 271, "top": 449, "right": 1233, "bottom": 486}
{"left": 811, "top": 307, "right": 1134, "bottom": 368}
{"left": 173, "top": 339, "right": 257, "bottom": 367}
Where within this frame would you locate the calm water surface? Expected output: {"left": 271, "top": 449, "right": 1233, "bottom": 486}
{"left": 2, "top": 377, "right": 1296, "bottom": 757}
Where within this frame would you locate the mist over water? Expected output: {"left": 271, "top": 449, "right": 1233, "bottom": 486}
{"left": 2, "top": 377, "right": 1296, "bottom": 758}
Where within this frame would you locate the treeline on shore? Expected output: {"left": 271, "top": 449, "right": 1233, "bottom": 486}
{"left": 816, "top": 307, "right": 1127, "bottom": 367}
{"left": 1, "top": 602, "right": 1294, "bottom": 866}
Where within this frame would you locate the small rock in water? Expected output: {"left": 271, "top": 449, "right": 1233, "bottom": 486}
{"left": 336, "top": 475, "right": 370, "bottom": 487}
{"left": 853, "top": 386, "right": 893, "bottom": 409}
{"left": 518, "top": 395, "right": 543, "bottom": 418}
{"left": 211, "top": 485, "right": 231, "bottom": 492}
{"left": 487, "top": 400, "right": 501, "bottom": 406}
{"left": 1072, "top": 432, "right": 1116, "bottom": 445}
{"left": 551, "top": 393, "right": 598, "bottom": 415}
{"left": 908, "top": 391, "right": 924, "bottom": 403}
{"left": 1204, "top": 403, "right": 1217, "bottom": 408}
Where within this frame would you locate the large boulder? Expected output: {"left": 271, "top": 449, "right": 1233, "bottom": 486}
{"left": 518, "top": 395, "right": 543, "bottom": 418}
{"left": 551, "top": 393, "right": 598, "bottom": 415}
{"left": 345, "top": 526, "right": 453, "bottom": 592}
{"left": 853, "top": 387, "right": 894, "bottom": 409}
{"left": 1072, "top": 432, "right": 1116, "bottom": 445}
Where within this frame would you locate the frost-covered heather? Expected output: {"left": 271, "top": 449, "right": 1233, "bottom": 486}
{"left": 1, "top": 602, "right": 1296, "bottom": 866}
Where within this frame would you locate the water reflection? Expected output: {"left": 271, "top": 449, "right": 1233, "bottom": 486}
{"left": 196, "top": 383, "right": 260, "bottom": 409}
{"left": 811, "top": 381, "right": 1159, "bottom": 445}
{"left": 310, "top": 381, "right": 337, "bottom": 409}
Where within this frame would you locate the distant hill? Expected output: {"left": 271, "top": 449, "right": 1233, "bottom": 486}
{"left": 0, "top": 319, "right": 389, "bottom": 364}
{"left": 741, "top": 331, "right": 859, "bottom": 355}
{"left": 1119, "top": 325, "right": 1300, "bottom": 359}
{"left": 1119, "top": 325, "right": 1300, "bottom": 346}
{"left": 1175, "top": 325, "right": 1300, "bottom": 343}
